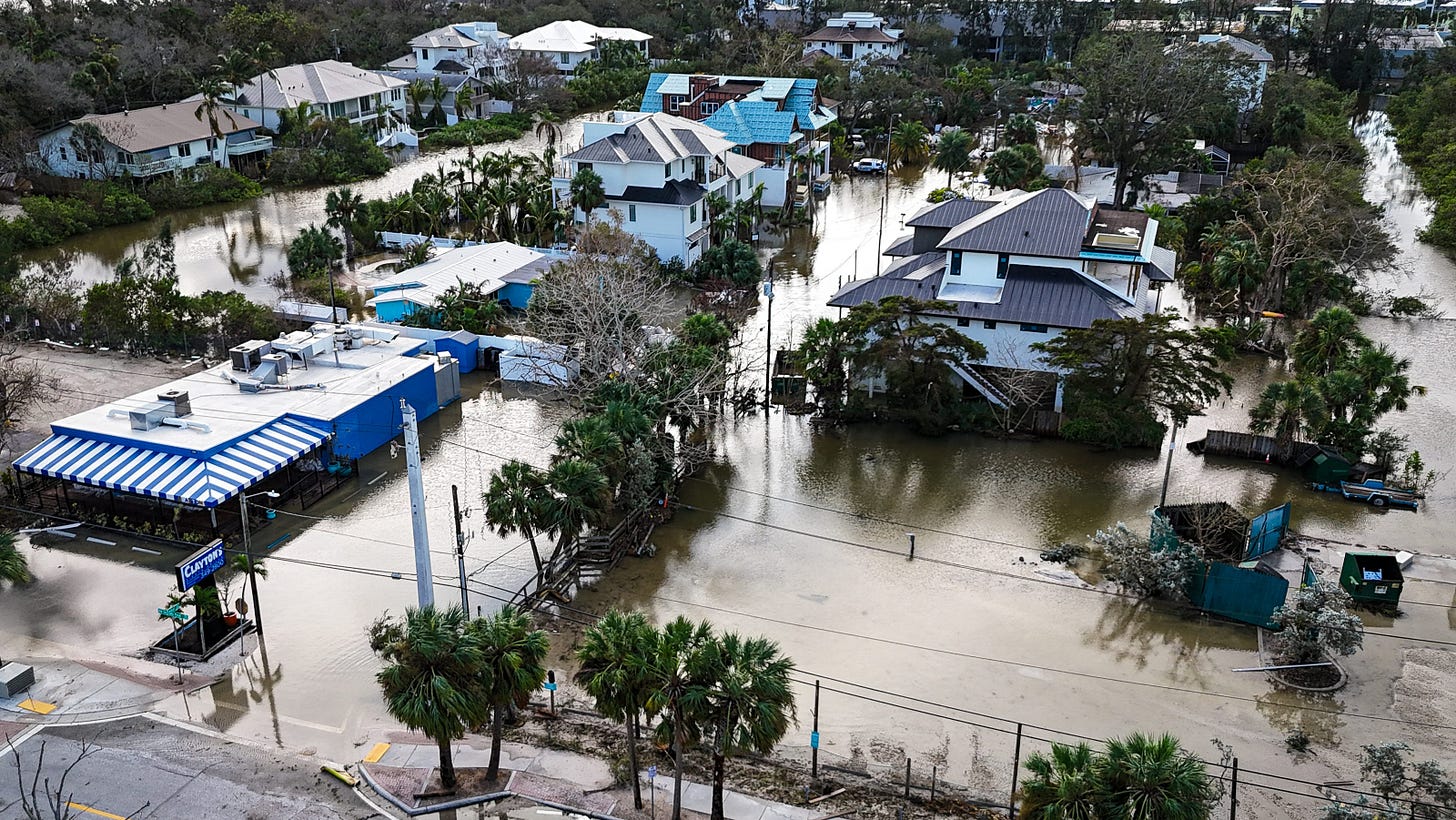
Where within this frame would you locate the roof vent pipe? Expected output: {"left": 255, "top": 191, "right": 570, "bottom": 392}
{"left": 159, "top": 417, "right": 213, "bottom": 434}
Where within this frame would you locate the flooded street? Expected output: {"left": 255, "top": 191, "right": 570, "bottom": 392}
{"left": 3, "top": 111, "right": 1454, "bottom": 818}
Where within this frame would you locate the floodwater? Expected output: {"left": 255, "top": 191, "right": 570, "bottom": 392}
{"left": 17, "top": 119, "right": 591, "bottom": 300}
{"left": 3, "top": 111, "right": 1454, "bottom": 818}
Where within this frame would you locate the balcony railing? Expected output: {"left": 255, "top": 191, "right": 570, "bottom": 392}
{"left": 121, "top": 156, "right": 191, "bottom": 177}
{"left": 226, "top": 136, "right": 273, "bottom": 155}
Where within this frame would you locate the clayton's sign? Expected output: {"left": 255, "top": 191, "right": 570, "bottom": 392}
{"left": 176, "top": 539, "right": 226, "bottom": 591}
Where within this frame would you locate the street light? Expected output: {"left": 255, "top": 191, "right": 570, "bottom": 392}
{"left": 240, "top": 489, "right": 279, "bottom": 636}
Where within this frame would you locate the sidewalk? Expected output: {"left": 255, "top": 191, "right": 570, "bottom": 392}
{"left": 643, "top": 775, "right": 816, "bottom": 820}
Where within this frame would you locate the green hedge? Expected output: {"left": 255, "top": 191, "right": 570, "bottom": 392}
{"left": 0, "top": 185, "right": 154, "bottom": 250}
{"left": 141, "top": 166, "right": 263, "bottom": 210}
{"left": 421, "top": 112, "right": 531, "bottom": 148}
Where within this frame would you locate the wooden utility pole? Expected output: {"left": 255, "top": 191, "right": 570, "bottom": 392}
{"left": 452, "top": 484, "right": 468, "bottom": 612}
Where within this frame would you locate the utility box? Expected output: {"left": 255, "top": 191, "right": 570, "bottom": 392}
{"left": 1340, "top": 551, "right": 1404, "bottom": 606}
{"left": 0, "top": 662, "right": 35, "bottom": 697}
{"left": 129, "top": 400, "right": 174, "bottom": 431}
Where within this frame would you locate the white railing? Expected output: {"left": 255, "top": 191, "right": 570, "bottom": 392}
{"left": 226, "top": 136, "right": 273, "bottom": 155}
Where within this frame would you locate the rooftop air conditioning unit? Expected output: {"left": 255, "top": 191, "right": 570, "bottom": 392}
{"left": 230, "top": 339, "right": 273, "bottom": 372}
{"left": 157, "top": 390, "right": 192, "bottom": 417}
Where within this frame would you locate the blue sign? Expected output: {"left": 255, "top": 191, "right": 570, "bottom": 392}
{"left": 648, "top": 765, "right": 657, "bottom": 780}
{"left": 811, "top": 731, "right": 820, "bottom": 749}
{"left": 543, "top": 681, "right": 558, "bottom": 692}
{"left": 176, "top": 539, "right": 226, "bottom": 591}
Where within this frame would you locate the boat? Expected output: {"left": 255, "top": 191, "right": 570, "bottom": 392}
{"left": 854, "top": 158, "right": 886, "bottom": 174}
{"left": 1325, "top": 479, "right": 1422, "bottom": 510}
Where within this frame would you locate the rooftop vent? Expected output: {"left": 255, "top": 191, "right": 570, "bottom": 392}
{"left": 230, "top": 339, "right": 273, "bottom": 372}
{"left": 1091, "top": 232, "right": 1141, "bottom": 250}
{"left": 157, "top": 390, "right": 191, "bottom": 417}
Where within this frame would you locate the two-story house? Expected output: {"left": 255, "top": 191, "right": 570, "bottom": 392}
{"left": 386, "top": 22, "right": 512, "bottom": 79}
{"left": 34, "top": 102, "right": 271, "bottom": 180}
{"left": 553, "top": 111, "right": 764, "bottom": 264}
{"left": 215, "top": 60, "right": 413, "bottom": 146}
{"left": 802, "top": 12, "right": 904, "bottom": 68}
{"left": 509, "top": 20, "right": 652, "bottom": 75}
{"left": 640, "top": 74, "right": 836, "bottom": 209}
{"left": 829, "top": 188, "right": 1177, "bottom": 410}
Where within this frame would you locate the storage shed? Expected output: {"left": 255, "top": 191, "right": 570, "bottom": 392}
{"left": 1339, "top": 551, "right": 1404, "bottom": 606}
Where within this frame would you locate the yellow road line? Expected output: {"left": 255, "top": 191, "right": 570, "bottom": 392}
{"left": 67, "top": 803, "right": 129, "bottom": 820}
{"left": 17, "top": 699, "right": 56, "bottom": 715}
{"left": 363, "top": 742, "right": 390, "bottom": 763}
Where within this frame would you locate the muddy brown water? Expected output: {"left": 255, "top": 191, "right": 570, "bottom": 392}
{"left": 3, "top": 112, "right": 1454, "bottom": 818}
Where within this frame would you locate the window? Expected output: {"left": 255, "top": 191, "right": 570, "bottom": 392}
{"left": 580, "top": 162, "right": 592, "bottom": 172}
{"left": 59, "top": 146, "right": 68, "bottom": 160}
{"left": 176, "top": 142, "right": 193, "bottom": 157}
{"left": 422, "top": 48, "right": 430, "bottom": 59}
{"left": 559, "top": 52, "right": 569, "bottom": 64}
{"left": 690, "top": 204, "right": 697, "bottom": 223}
{"left": 205, "top": 137, "right": 217, "bottom": 152}
{"left": 996, "top": 253, "right": 1010, "bottom": 279}
{"left": 983, "top": 320, "right": 997, "bottom": 330}
{"left": 956, "top": 317, "right": 970, "bottom": 327}
{"left": 330, "top": 102, "right": 346, "bottom": 118}
{"left": 701, "top": 102, "right": 719, "bottom": 115}
{"left": 949, "top": 251, "right": 963, "bottom": 276}
{"left": 629, "top": 203, "right": 637, "bottom": 222}
{"left": 392, "top": 89, "right": 402, "bottom": 101}
{"left": 1020, "top": 323, "right": 1048, "bottom": 333}
{"left": 669, "top": 94, "right": 684, "bottom": 112}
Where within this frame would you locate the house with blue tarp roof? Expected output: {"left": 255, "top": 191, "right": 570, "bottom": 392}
{"left": 640, "top": 73, "right": 837, "bottom": 208}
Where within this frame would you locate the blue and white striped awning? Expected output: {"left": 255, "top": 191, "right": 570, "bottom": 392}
{"left": 12, "top": 418, "right": 330, "bottom": 508}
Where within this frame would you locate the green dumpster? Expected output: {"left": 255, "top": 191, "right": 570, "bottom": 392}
{"left": 1339, "top": 551, "right": 1404, "bottom": 606}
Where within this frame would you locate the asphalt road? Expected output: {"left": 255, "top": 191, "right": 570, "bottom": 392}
{"left": 0, "top": 716, "right": 377, "bottom": 820}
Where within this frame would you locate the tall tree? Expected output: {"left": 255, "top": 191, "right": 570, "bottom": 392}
{"left": 984, "top": 143, "right": 1044, "bottom": 191}
{"left": 888, "top": 120, "right": 930, "bottom": 166}
{"left": 468, "top": 605, "right": 549, "bottom": 782}
{"left": 1074, "top": 32, "right": 1244, "bottom": 207}
{"left": 570, "top": 168, "right": 606, "bottom": 225}
{"left": 539, "top": 458, "right": 611, "bottom": 565}
{"left": 324, "top": 187, "right": 364, "bottom": 263}
{"left": 932, "top": 127, "right": 974, "bottom": 187}
{"left": 646, "top": 617, "right": 715, "bottom": 820}
{"left": 575, "top": 610, "right": 659, "bottom": 810}
{"left": 700, "top": 634, "right": 797, "bottom": 820}
{"left": 1020, "top": 733, "right": 1216, "bottom": 820}
{"left": 483, "top": 460, "right": 549, "bottom": 582}
{"left": 367, "top": 606, "right": 490, "bottom": 791}
{"left": 1034, "top": 311, "right": 1236, "bottom": 448}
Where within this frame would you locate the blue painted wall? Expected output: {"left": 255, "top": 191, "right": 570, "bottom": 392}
{"left": 498, "top": 283, "right": 534, "bottom": 310}
{"left": 373, "top": 299, "right": 417, "bottom": 323}
{"left": 435, "top": 335, "right": 479, "bottom": 374}
{"left": 301, "top": 359, "right": 440, "bottom": 459}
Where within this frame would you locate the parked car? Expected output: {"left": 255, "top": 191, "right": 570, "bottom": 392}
{"left": 850, "top": 134, "right": 866, "bottom": 150}
{"left": 854, "top": 158, "right": 886, "bottom": 174}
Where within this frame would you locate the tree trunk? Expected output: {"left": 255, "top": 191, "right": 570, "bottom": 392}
{"left": 438, "top": 735, "right": 457, "bottom": 790}
{"left": 711, "top": 752, "right": 727, "bottom": 820}
{"left": 672, "top": 708, "right": 686, "bottom": 820}
{"left": 628, "top": 711, "right": 643, "bottom": 810}
{"left": 487, "top": 704, "right": 505, "bottom": 782}
{"left": 525, "top": 527, "right": 544, "bottom": 581}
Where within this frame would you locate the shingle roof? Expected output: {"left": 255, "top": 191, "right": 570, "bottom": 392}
{"left": 411, "top": 25, "right": 483, "bottom": 49}
{"left": 905, "top": 198, "right": 997, "bottom": 228}
{"left": 828, "top": 259, "right": 1141, "bottom": 328}
{"left": 71, "top": 103, "right": 262, "bottom": 153}
{"left": 605, "top": 179, "right": 705, "bottom": 206}
{"left": 938, "top": 188, "right": 1093, "bottom": 258}
{"left": 1194, "top": 34, "right": 1275, "bottom": 62}
{"left": 724, "top": 151, "right": 764, "bottom": 180}
{"left": 564, "top": 112, "right": 736, "bottom": 163}
{"left": 510, "top": 20, "right": 651, "bottom": 54}
{"left": 223, "top": 60, "right": 408, "bottom": 109}
{"left": 379, "top": 71, "right": 472, "bottom": 91}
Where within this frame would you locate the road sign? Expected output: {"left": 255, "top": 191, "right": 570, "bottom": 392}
{"left": 176, "top": 539, "right": 225, "bottom": 591}
{"left": 811, "top": 731, "right": 820, "bottom": 749}
{"left": 543, "top": 681, "right": 558, "bottom": 692}
{"left": 157, "top": 605, "right": 187, "bottom": 623}
{"left": 648, "top": 765, "right": 657, "bottom": 780}
{"left": 235, "top": 598, "right": 249, "bottom": 616}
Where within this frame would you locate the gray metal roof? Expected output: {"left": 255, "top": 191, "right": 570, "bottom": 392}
{"left": 885, "top": 234, "right": 916, "bottom": 256}
{"left": 564, "top": 112, "right": 735, "bottom": 164}
{"left": 828, "top": 256, "right": 1141, "bottom": 329}
{"left": 604, "top": 179, "right": 705, "bottom": 206}
{"left": 1148, "top": 244, "right": 1177, "bottom": 282}
{"left": 938, "top": 188, "right": 1092, "bottom": 258}
{"left": 905, "top": 198, "right": 995, "bottom": 228}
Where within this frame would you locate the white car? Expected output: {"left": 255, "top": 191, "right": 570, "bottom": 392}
{"left": 854, "top": 158, "right": 886, "bottom": 174}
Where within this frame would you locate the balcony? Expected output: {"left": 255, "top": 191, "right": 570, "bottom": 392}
{"left": 120, "top": 155, "right": 192, "bottom": 177}
{"left": 226, "top": 136, "right": 273, "bottom": 155}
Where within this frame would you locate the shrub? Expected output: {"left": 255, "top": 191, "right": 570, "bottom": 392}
{"left": 421, "top": 112, "right": 531, "bottom": 148}
{"left": 140, "top": 166, "right": 263, "bottom": 210}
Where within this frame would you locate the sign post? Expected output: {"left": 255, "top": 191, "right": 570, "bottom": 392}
{"left": 157, "top": 605, "right": 187, "bottom": 683}
{"left": 648, "top": 765, "right": 657, "bottom": 820}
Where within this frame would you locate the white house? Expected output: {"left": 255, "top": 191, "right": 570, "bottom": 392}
{"left": 1190, "top": 35, "right": 1274, "bottom": 113}
{"left": 509, "top": 20, "right": 652, "bottom": 74}
{"left": 386, "top": 22, "right": 512, "bottom": 78}
{"left": 802, "top": 12, "right": 904, "bottom": 66}
{"left": 34, "top": 102, "right": 271, "bottom": 180}
{"left": 554, "top": 111, "right": 764, "bottom": 264}
{"left": 829, "top": 189, "right": 1177, "bottom": 410}
{"left": 367, "top": 242, "right": 553, "bottom": 322}
{"left": 211, "top": 60, "right": 413, "bottom": 145}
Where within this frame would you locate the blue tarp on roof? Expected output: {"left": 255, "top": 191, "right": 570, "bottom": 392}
{"left": 14, "top": 418, "right": 330, "bottom": 508}
{"left": 704, "top": 101, "right": 795, "bottom": 146}
{"left": 641, "top": 74, "right": 834, "bottom": 145}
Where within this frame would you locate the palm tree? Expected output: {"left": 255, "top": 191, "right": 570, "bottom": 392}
{"left": 932, "top": 128, "right": 974, "bottom": 187}
{"left": 276, "top": 101, "right": 316, "bottom": 139}
{"left": 645, "top": 616, "right": 716, "bottom": 820}
{"left": 428, "top": 76, "right": 450, "bottom": 127}
{"left": 367, "top": 605, "right": 490, "bottom": 791}
{"left": 1, "top": 530, "right": 32, "bottom": 585}
{"left": 540, "top": 458, "right": 611, "bottom": 566}
{"left": 1004, "top": 113, "right": 1038, "bottom": 147}
{"left": 553, "top": 416, "right": 625, "bottom": 487}
{"left": 483, "top": 460, "right": 549, "bottom": 582}
{"left": 324, "top": 186, "right": 364, "bottom": 264}
{"left": 467, "top": 605, "right": 549, "bottom": 783}
{"left": 211, "top": 48, "right": 257, "bottom": 93}
{"left": 701, "top": 633, "right": 796, "bottom": 820}
{"left": 570, "top": 168, "right": 606, "bottom": 226}
{"left": 888, "top": 120, "right": 930, "bottom": 166}
{"left": 1096, "top": 733, "right": 1214, "bottom": 820}
{"left": 455, "top": 84, "right": 474, "bottom": 121}
{"left": 985, "top": 144, "right": 1042, "bottom": 192}
{"left": 1210, "top": 238, "right": 1266, "bottom": 322}
{"left": 1291, "top": 306, "right": 1362, "bottom": 377}
{"left": 1349, "top": 343, "right": 1422, "bottom": 421}
{"left": 575, "top": 610, "right": 659, "bottom": 810}
{"left": 1250, "top": 379, "right": 1322, "bottom": 458}
{"left": 193, "top": 74, "right": 238, "bottom": 140}
{"left": 1019, "top": 742, "right": 1098, "bottom": 820}
{"left": 407, "top": 81, "right": 430, "bottom": 127}
{"left": 534, "top": 112, "right": 564, "bottom": 149}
